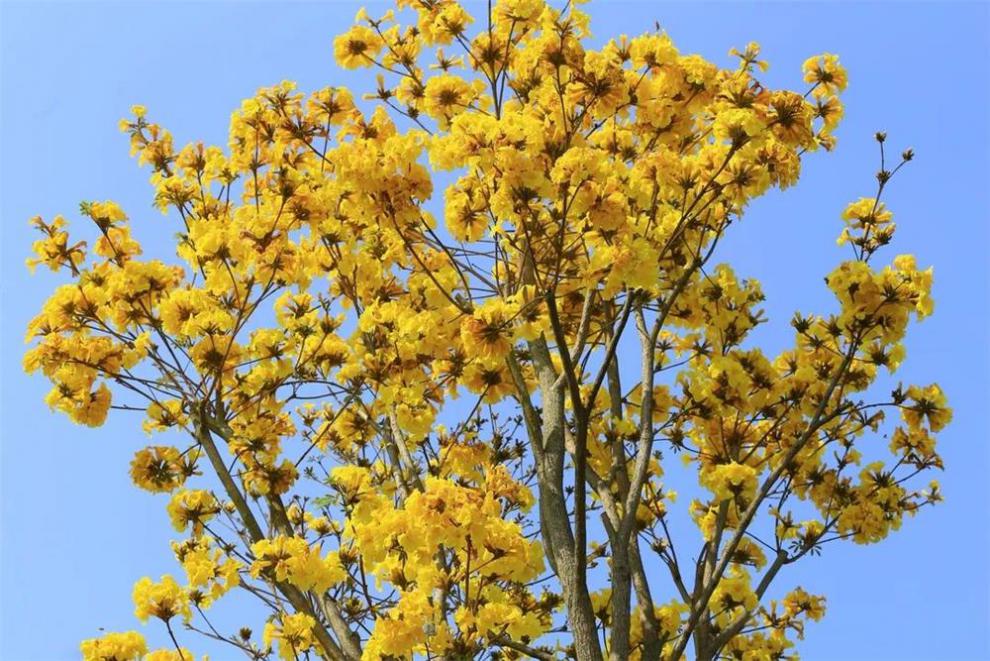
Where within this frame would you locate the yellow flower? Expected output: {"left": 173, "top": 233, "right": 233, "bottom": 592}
{"left": 630, "top": 33, "right": 679, "bottom": 69}
{"left": 130, "top": 446, "right": 189, "bottom": 493}
{"left": 80, "top": 631, "right": 147, "bottom": 661}
{"left": 463, "top": 360, "right": 516, "bottom": 403}
{"left": 783, "top": 587, "right": 826, "bottom": 622}
{"left": 83, "top": 200, "right": 128, "bottom": 226}
{"left": 145, "top": 649, "right": 195, "bottom": 661}
{"left": 167, "top": 489, "right": 221, "bottom": 536}
{"left": 143, "top": 400, "right": 188, "bottom": 434}
{"left": 26, "top": 215, "right": 86, "bottom": 273}
{"left": 250, "top": 536, "right": 345, "bottom": 594}
{"left": 333, "top": 25, "right": 383, "bottom": 69}
{"left": 702, "top": 462, "right": 759, "bottom": 503}
{"left": 903, "top": 384, "right": 952, "bottom": 432}
{"left": 133, "top": 575, "right": 191, "bottom": 623}
{"left": 173, "top": 537, "right": 242, "bottom": 604}
{"left": 711, "top": 570, "right": 758, "bottom": 613}
{"left": 417, "top": 2, "right": 474, "bottom": 45}
{"left": 802, "top": 53, "right": 848, "bottom": 98}
{"left": 460, "top": 299, "right": 518, "bottom": 361}
{"left": 422, "top": 75, "right": 480, "bottom": 128}
{"left": 444, "top": 178, "right": 490, "bottom": 242}
{"left": 263, "top": 612, "right": 317, "bottom": 661}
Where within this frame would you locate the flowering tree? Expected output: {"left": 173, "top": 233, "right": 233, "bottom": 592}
{"left": 25, "top": 2, "right": 950, "bottom": 660}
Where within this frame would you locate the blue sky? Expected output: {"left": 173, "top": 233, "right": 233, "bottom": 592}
{"left": 2, "top": 1, "right": 988, "bottom": 659}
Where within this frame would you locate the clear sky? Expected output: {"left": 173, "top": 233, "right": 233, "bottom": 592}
{"left": 2, "top": 1, "right": 988, "bottom": 660}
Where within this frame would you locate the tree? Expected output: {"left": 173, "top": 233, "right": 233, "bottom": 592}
{"left": 24, "top": 2, "right": 950, "bottom": 660}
